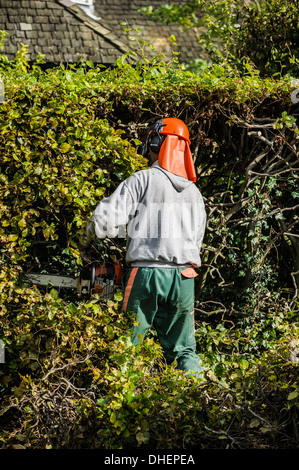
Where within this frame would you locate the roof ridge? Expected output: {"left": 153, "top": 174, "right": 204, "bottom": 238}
{"left": 57, "top": 0, "right": 130, "bottom": 56}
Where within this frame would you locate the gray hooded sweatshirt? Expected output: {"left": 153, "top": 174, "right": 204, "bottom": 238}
{"left": 86, "top": 161, "right": 206, "bottom": 267}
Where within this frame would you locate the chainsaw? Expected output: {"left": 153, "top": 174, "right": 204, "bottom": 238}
{"left": 25, "top": 261, "right": 123, "bottom": 300}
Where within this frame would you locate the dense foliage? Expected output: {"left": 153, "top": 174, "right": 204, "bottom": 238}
{"left": 140, "top": 0, "right": 299, "bottom": 77}
{"left": 0, "top": 29, "right": 298, "bottom": 449}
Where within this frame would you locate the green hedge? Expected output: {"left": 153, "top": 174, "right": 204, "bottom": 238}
{"left": 0, "top": 45, "right": 298, "bottom": 449}
{"left": 140, "top": 0, "right": 299, "bottom": 78}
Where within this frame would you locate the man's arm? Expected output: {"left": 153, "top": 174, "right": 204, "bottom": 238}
{"left": 85, "top": 179, "right": 134, "bottom": 241}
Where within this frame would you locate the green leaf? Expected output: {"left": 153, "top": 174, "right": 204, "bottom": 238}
{"left": 18, "top": 218, "right": 26, "bottom": 229}
{"left": 67, "top": 303, "right": 77, "bottom": 314}
{"left": 50, "top": 288, "right": 58, "bottom": 300}
{"left": 59, "top": 142, "right": 71, "bottom": 153}
{"left": 287, "top": 390, "right": 298, "bottom": 401}
{"left": 169, "top": 35, "right": 177, "bottom": 45}
{"left": 48, "top": 309, "right": 56, "bottom": 320}
{"left": 114, "top": 291, "right": 123, "bottom": 302}
{"left": 8, "top": 234, "right": 18, "bottom": 241}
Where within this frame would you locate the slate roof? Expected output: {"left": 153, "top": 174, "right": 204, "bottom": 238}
{"left": 0, "top": 0, "right": 203, "bottom": 65}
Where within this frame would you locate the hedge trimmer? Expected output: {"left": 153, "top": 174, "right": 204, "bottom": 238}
{"left": 25, "top": 261, "right": 123, "bottom": 300}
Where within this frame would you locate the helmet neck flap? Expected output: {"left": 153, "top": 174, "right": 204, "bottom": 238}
{"left": 158, "top": 134, "right": 196, "bottom": 182}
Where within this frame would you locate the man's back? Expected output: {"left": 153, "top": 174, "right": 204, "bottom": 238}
{"left": 123, "top": 162, "right": 206, "bottom": 267}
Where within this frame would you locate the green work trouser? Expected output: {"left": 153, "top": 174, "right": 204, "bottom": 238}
{"left": 122, "top": 267, "right": 202, "bottom": 377}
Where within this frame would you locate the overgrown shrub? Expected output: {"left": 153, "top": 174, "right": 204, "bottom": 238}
{"left": 0, "top": 39, "right": 298, "bottom": 448}
{"left": 140, "top": 0, "right": 299, "bottom": 77}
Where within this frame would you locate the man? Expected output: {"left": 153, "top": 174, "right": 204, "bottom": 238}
{"left": 84, "top": 118, "right": 206, "bottom": 378}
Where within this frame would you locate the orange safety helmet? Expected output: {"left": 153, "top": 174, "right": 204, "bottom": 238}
{"left": 159, "top": 118, "right": 191, "bottom": 146}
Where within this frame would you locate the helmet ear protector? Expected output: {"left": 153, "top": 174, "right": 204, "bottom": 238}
{"left": 138, "top": 120, "right": 166, "bottom": 160}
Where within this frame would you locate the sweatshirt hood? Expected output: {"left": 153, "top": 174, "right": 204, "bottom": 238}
{"left": 152, "top": 162, "right": 194, "bottom": 193}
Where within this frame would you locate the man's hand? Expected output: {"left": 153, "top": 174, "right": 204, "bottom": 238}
{"left": 78, "top": 219, "right": 96, "bottom": 262}
{"left": 78, "top": 236, "right": 95, "bottom": 263}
